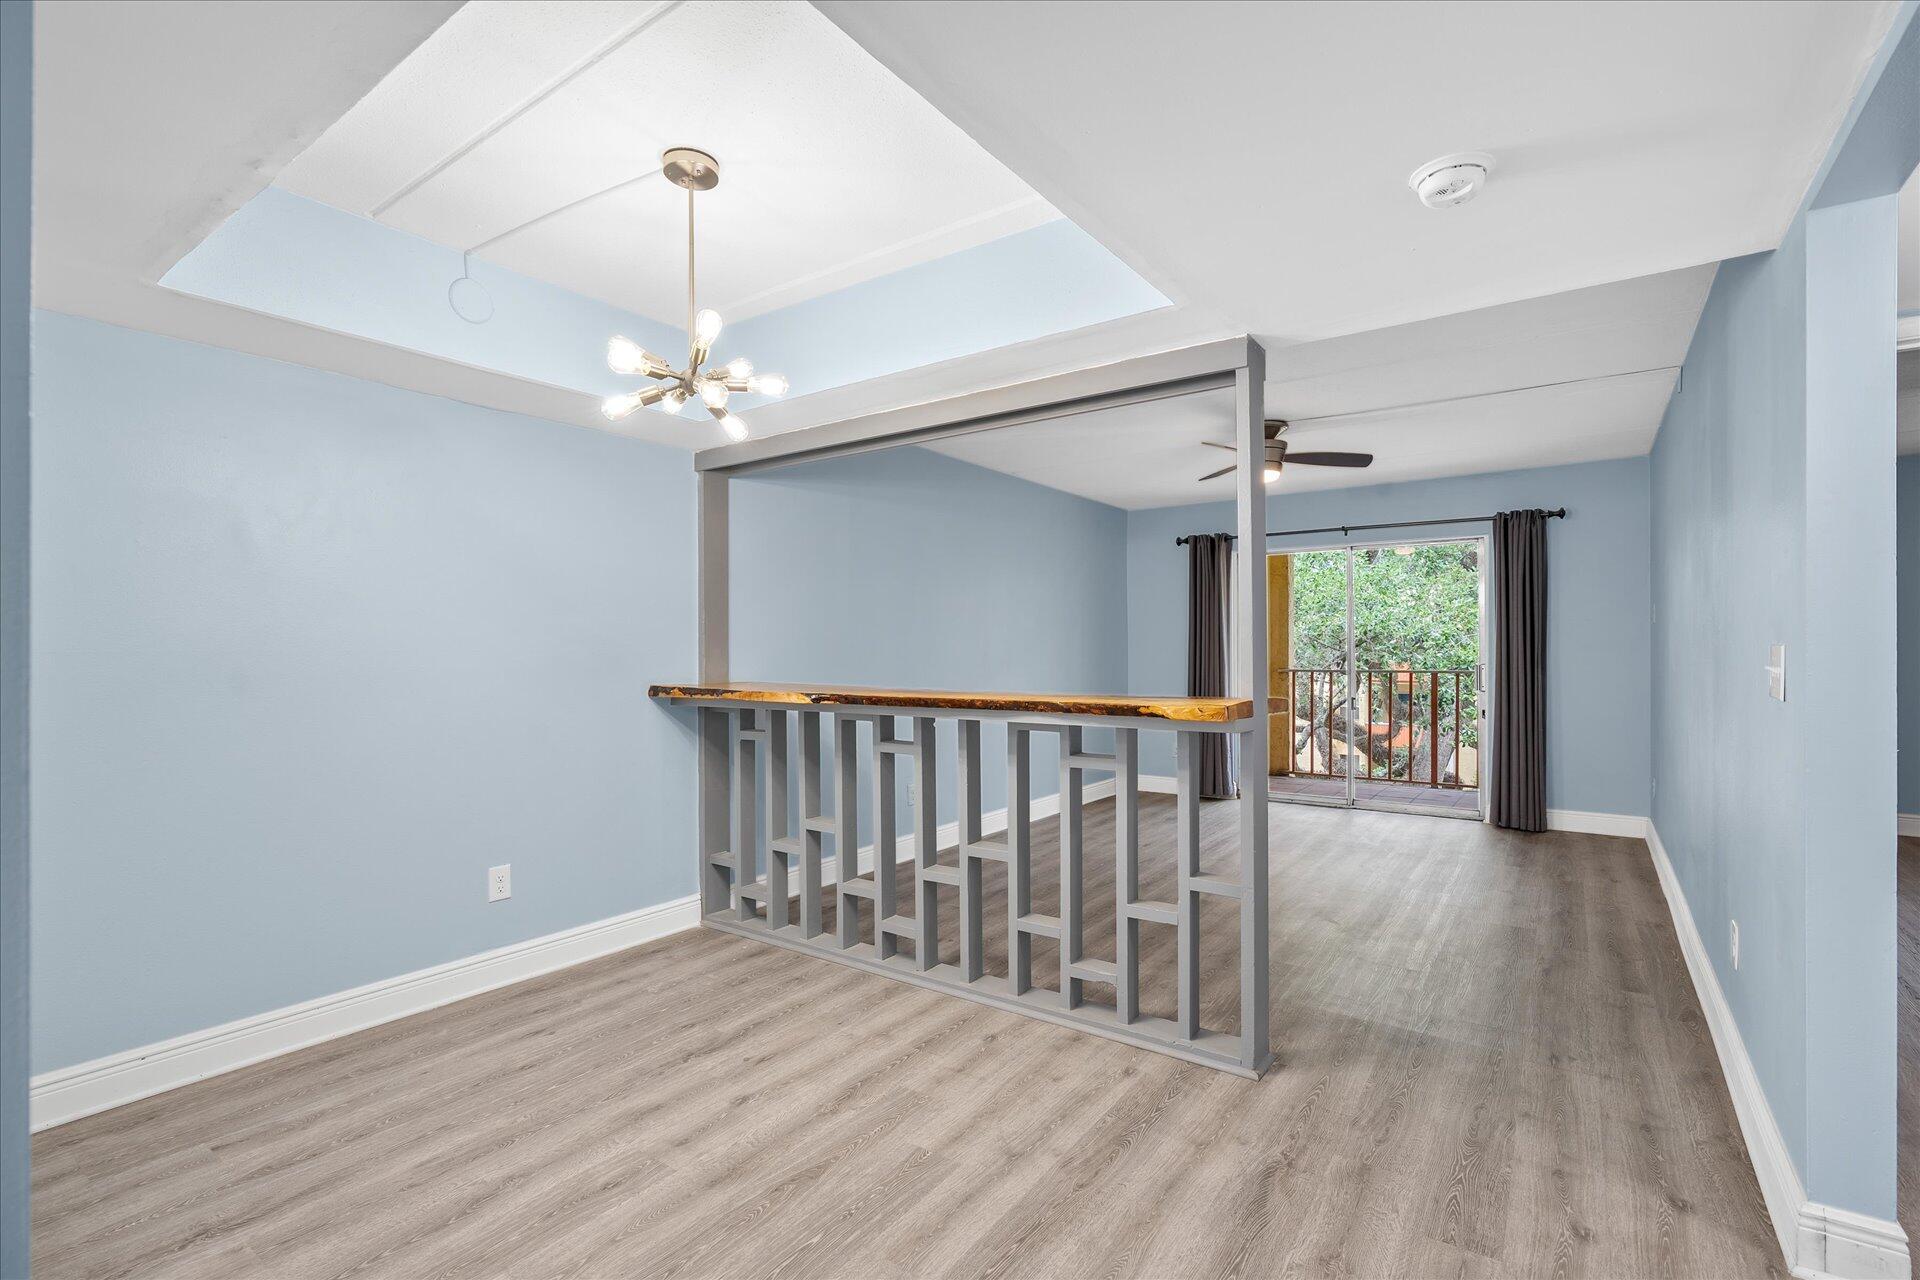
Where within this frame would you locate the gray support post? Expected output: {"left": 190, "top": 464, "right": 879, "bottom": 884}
{"left": 913, "top": 716, "right": 938, "bottom": 970}
{"left": 1059, "top": 726, "right": 1084, "bottom": 1008}
{"left": 835, "top": 714, "right": 860, "bottom": 948}
{"left": 874, "top": 718, "right": 899, "bottom": 958}
{"left": 696, "top": 472, "right": 728, "bottom": 684}
{"left": 1115, "top": 727, "right": 1140, "bottom": 1023}
{"left": 958, "top": 719, "right": 985, "bottom": 981}
{"left": 1233, "top": 344, "right": 1271, "bottom": 1071}
{"left": 694, "top": 472, "right": 730, "bottom": 921}
{"left": 697, "top": 708, "right": 731, "bottom": 916}
{"left": 798, "top": 712, "right": 824, "bottom": 938}
{"left": 1175, "top": 731, "right": 1201, "bottom": 1040}
{"left": 731, "top": 710, "right": 759, "bottom": 922}
{"left": 1007, "top": 725, "right": 1033, "bottom": 995}
{"left": 764, "top": 710, "right": 789, "bottom": 930}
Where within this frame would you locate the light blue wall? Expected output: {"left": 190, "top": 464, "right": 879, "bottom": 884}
{"left": 165, "top": 189, "right": 1166, "bottom": 409}
{"left": 163, "top": 187, "right": 687, "bottom": 400}
{"left": 0, "top": 0, "right": 30, "bottom": 1271}
{"left": 29, "top": 312, "right": 698, "bottom": 1074}
{"left": 1800, "top": 193, "right": 1899, "bottom": 1219}
{"left": 1649, "top": 2, "right": 1913, "bottom": 1221}
{"left": 1651, "top": 230, "right": 1814, "bottom": 1185}
{"left": 724, "top": 221, "right": 1167, "bottom": 400}
{"left": 1898, "top": 455, "right": 1920, "bottom": 812}
{"left": 1124, "top": 459, "right": 1652, "bottom": 815}
{"left": 729, "top": 447, "right": 1130, "bottom": 828}
{"left": 29, "top": 321, "right": 1137, "bottom": 1076}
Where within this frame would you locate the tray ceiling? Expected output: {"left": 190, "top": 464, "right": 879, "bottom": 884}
{"left": 275, "top": 0, "right": 1059, "bottom": 326}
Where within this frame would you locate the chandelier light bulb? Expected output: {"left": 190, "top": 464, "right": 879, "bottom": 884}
{"left": 691, "top": 309, "right": 724, "bottom": 365}
{"left": 660, "top": 385, "right": 690, "bottom": 415}
{"left": 747, "top": 372, "right": 788, "bottom": 397}
{"left": 718, "top": 412, "right": 749, "bottom": 443}
{"left": 699, "top": 379, "right": 730, "bottom": 409}
{"left": 601, "top": 384, "right": 669, "bottom": 420}
{"left": 607, "top": 335, "right": 669, "bottom": 378}
{"left": 602, "top": 390, "right": 645, "bottom": 421}
{"left": 723, "top": 356, "right": 754, "bottom": 381}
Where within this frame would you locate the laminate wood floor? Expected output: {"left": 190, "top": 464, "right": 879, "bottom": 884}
{"left": 33, "top": 799, "right": 1785, "bottom": 1279}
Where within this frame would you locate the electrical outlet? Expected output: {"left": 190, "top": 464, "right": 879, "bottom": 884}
{"left": 1730, "top": 919, "right": 1740, "bottom": 970}
{"left": 1766, "top": 644, "right": 1786, "bottom": 701}
{"left": 488, "top": 864, "right": 511, "bottom": 903}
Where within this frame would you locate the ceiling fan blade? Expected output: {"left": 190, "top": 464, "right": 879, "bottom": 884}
{"left": 1283, "top": 451, "right": 1374, "bottom": 468}
{"left": 1196, "top": 464, "right": 1238, "bottom": 482}
{"left": 1200, "top": 440, "right": 1238, "bottom": 453}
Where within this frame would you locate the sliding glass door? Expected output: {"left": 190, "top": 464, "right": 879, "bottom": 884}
{"left": 1268, "top": 538, "right": 1486, "bottom": 820}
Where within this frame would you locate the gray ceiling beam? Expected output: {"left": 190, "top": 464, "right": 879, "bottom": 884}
{"left": 693, "top": 336, "right": 1253, "bottom": 476}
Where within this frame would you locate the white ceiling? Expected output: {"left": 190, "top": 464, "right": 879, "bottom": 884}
{"left": 816, "top": 0, "right": 1900, "bottom": 343}
{"left": 276, "top": 0, "right": 1057, "bottom": 326}
{"left": 33, "top": 1, "right": 1906, "bottom": 493}
{"left": 928, "top": 266, "right": 1708, "bottom": 509}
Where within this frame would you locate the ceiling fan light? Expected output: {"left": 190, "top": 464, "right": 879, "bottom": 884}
{"left": 699, "top": 378, "right": 730, "bottom": 409}
{"left": 1262, "top": 466, "right": 1281, "bottom": 483}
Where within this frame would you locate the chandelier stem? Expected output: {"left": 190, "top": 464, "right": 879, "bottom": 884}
{"left": 686, "top": 182, "right": 697, "bottom": 375}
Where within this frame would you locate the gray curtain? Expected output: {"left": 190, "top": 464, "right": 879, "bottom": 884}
{"left": 1490, "top": 510, "right": 1549, "bottom": 831}
{"left": 1186, "top": 534, "right": 1235, "bottom": 799}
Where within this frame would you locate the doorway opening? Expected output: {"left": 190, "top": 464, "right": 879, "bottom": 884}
{"left": 1267, "top": 537, "right": 1486, "bottom": 819}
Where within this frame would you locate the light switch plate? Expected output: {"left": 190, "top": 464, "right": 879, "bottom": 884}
{"left": 1766, "top": 644, "right": 1785, "bottom": 701}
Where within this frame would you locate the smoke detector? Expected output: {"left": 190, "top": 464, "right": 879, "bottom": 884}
{"left": 1408, "top": 152, "right": 1494, "bottom": 209}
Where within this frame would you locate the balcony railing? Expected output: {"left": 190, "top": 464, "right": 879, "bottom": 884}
{"left": 1277, "top": 667, "right": 1478, "bottom": 789}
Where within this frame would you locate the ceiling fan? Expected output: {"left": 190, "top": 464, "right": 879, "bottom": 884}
{"left": 1197, "top": 420, "right": 1373, "bottom": 484}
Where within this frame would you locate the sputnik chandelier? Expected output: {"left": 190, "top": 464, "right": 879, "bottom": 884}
{"left": 602, "top": 148, "right": 787, "bottom": 440}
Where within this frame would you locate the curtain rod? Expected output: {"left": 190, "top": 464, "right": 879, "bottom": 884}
{"left": 1174, "top": 508, "right": 1566, "bottom": 545}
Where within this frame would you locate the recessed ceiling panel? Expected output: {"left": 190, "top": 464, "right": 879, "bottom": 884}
{"left": 276, "top": 0, "right": 1058, "bottom": 325}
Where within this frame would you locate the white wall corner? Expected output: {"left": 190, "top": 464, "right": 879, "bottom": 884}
{"left": 1646, "top": 821, "right": 1911, "bottom": 1280}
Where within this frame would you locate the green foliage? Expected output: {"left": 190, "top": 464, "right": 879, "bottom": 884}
{"left": 1284, "top": 541, "right": 1482, "bottom": 760}
{"left": 1289, "top": 542, "right": 1481, "bottom": 673}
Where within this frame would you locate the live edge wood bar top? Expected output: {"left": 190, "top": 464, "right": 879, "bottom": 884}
{"left": 648, "top": 681, "right": 1264, "bottom": 725}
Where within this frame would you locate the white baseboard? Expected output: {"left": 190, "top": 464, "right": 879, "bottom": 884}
{"left": 30, "top": 779, "right": 1123, "bottom": 1134}
{"left": 30, "top": 893, "right": 701, "bottom": 1132}
{"left": 1897, "top": 812, "right": 1920, "bottom": 838}
{"left": 1645, "top": 821, "right": 1910, "bottom": 1280}
{"left": 1545, "top": 808, "right": 1650, "bottom": 838}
